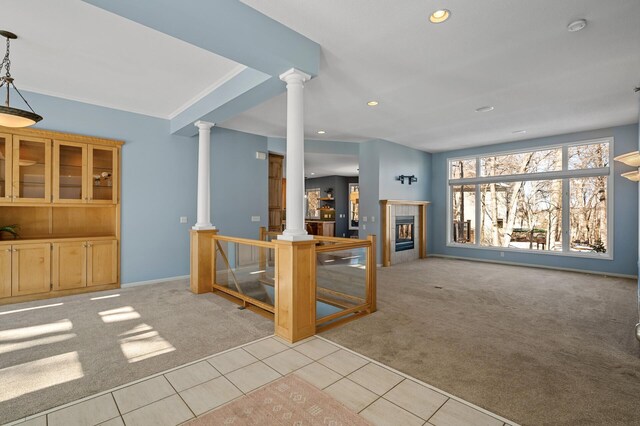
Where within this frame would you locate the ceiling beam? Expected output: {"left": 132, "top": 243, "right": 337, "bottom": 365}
{"left": 82, "top": 0, "right": 320, "bottom": 135}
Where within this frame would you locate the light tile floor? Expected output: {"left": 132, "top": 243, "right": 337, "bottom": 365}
{"left": 5, "top": 335, "right": 518, "bottom": 426}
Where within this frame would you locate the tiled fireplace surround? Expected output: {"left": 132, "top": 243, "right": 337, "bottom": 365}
{"left": 380, "top": 200, "right": 429, "bottom": 267}
{"left": 390, "top": 205, "right": 421, "bottom": 265}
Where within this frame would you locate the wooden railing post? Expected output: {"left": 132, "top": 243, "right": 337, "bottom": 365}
{"left": 190, "top": 229, "right": 219, "bottom": 294}
{"left": 367, "top": 234, "right": 377, "bottom": 313}
{"left": 272, "top": 239, "right": 317, "bottom": 343}
{"left": 259, "top": 226, "right": 267, "bottom": 272}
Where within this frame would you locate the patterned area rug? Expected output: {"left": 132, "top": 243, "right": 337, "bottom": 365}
{"left": 187, "top": 375, "right": 370, "bottom": 425}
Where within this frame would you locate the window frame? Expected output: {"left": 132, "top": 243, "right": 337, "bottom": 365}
{"left": 446, "top": 137, "right": 614, "bottom": 260}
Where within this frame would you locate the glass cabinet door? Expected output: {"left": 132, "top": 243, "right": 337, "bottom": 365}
{"left": 53, "top": 140, "right": 87, "bottom": 203}
{"left": 12, "top": 136, "right": 51, "bottom": 203}
{"left": 0, "top": 133, "right": 12, "bottom": 202}
{"left": 88, "top": 146, "right": 117, "bottom": 203}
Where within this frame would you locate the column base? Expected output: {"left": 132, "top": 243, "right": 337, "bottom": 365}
{"left": 278, "top": 232, "right": 314, "bottom": 242}
{"left": 192, "top": 224, "right": 216, "bottom": 230}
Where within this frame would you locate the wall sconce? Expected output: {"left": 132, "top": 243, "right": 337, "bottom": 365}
{"left": 397, "top": 175, "right": 418, "bottom": 185}
{"left": 614, "top": 151, "right": 640, "bottom": 182}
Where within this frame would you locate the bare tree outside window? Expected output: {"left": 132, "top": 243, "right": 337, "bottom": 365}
{"left": 452, "top": 184, "right": 475, "bottom": 243}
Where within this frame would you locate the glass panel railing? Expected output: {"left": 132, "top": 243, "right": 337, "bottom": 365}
{"left": 214, "top": 238, "right": 276, "bottom": 312}
{"left": 316, "top": 240, "right": 371, "bottom": 325}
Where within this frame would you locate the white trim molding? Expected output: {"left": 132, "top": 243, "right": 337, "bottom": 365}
{"left": 121, "top": 275, "right": 189, "bottom": 288}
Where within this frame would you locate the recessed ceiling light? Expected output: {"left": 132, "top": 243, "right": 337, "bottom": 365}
{"left": 317, "top": 130, "right": 326, "bottom": 134}
{"left": 310, "top": 172, "right": 315, "bottom": 175}
{"left": 475, "top": 106, "right": 494, "bottom": 113}
{"left": 367, "top": 101, "right": 379, "bottom": 107}
{"left": 513, "top": 130, "right": 527, "bottom": 134}
{"left": 429, "top": 9, "right": 451, "bottom": 24}
{"left": 567, "top": 19, "right": 587, "bottom": 32}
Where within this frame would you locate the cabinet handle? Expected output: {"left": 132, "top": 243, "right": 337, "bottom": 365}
{"left": 5, "top": 249, "right": 10, "bottom": 252}
{"left": 12, "top": 249, "right": 17, "bottom": 252}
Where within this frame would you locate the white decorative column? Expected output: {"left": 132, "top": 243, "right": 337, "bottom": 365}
{"left": 193, "top": 120, "right": 215, "bottom": 230}
{"left": 279, "top": 68, "right": 313, "bottom": 241}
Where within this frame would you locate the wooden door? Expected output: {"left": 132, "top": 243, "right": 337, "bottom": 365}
{"left": 53, "top": 140, "right": 87, "bottom": 204}
{"left": 88, "top": 146, "right": 117, "bottom": 204}
{"left": 87, "top": 239, "right": 117, "bottom": 286}
{"left": 268, "top": 153, "right": 284, "bottom": 232}
{"left": 0, "top": 133, "right": 12, "bottom": 203}
{"left": 12, "top": 135, "right": 52, "bottom": 203}
{"left": 52, "top": 241, "right": 87, "bottom": 290}
{"left": 0, "top": 246, "right": 11, "bottom": 298}
{"left": 11, "top": 243, "right": 51, "bottom": 296}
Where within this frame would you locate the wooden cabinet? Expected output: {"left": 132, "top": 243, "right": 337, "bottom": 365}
{"left": 53, "top": 141, "right": 118, "bottom": 204}
{"left": 11, "top": 135, "right": 52, "bottom": 204}
{"left": 88, "top": 239, "right": 118, "bottom": 286}
{"left": 52, "top": 239, "right": 117, "bottom": 290}
{"left": 52, "top": 241, "right": 87, "bottom": 290}
{"left": 0, "top": 125, "right": 122, "bottom": 305}
{"left": 53, "top": 140, "right": 87, "bottom": 204}
{"left": 88, "top": 146, "right": 117, "bottom": 204}
{"left": 11, "top": 243, "right": 51, "bottom": 296}
{"left": 0, "top": 133, "right": 13, "bottom": 201}
{"left": 0, "top": 247, "right": 11, "bottom": 298}
{"left": 306, "top": 221, "right": 335, "bottom": 237}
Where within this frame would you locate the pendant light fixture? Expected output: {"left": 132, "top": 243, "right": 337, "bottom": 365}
{"left": 0, "top": 30, "right": 42, "bottom": 127}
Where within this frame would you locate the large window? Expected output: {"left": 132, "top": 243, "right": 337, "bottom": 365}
{"left": 306, "top": 188, "right": 321, "bottom": 219}
{"left": 448, "top": 139, "right": 612, "bottom": 257}
{"left": 349, "top": 183, "right": 359, "bottom": 230}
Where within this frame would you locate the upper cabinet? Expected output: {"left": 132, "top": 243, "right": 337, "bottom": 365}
{"left": 88, "top": 146, "right": 117, "bottom": 204}
{"left": 12, "top": 135, "right": 51, "bottom": 204}
{"left": 0, "top": 134, "right": 119, "bottom": 206}
{"left": 53, "top": 140, "right": 87, "bottom": 204}
{"left": 54, "top": 141, "right": 118, "bottom": 204}
{"left": 0, "top": 133, "right": 11, "bottom": 201}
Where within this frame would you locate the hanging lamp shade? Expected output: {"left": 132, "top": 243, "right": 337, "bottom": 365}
{"left": 0, "top": 105, "right": 42, "bottom": 127}
{"left": 0, "top": 30, "right": 42, "bottom": 128}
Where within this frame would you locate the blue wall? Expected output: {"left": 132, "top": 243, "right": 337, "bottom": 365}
{"left": 25, "top": 91, "right": 268, "bottom": 283}
{"left": 358, "top": 139, "right": 433, "bottom": 262}
{"left": 304, "top": 175, "right": 358, "bottom": 237}
{"left": 431, "top": 124, "right": 639, "bottom": 277}
{"left": 211, "top": 127, "right": 268, "bottom": 239}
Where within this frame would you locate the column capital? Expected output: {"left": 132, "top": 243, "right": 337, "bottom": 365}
{"left": 194, "top": 120, "right": 215, "bottom": 130}
{"left": 279, "top": 68, "right": 311, "bottom": 84}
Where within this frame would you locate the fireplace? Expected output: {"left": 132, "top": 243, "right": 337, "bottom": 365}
{"left": 395, "top": 216, "right": 415, "bottom": 252}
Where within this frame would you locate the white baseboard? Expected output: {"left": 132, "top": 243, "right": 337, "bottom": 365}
{"left": 121, "top": 275, "right": 189, "bottom": 288}
{"left": 429, "top": 254, "right": 638, "bottom": 279}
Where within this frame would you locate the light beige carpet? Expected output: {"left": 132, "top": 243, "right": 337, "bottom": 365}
{"left": 322, "top": 258, "right": 640, "bottom": 426}
{"left": 187, "top": 375, "right": 370, "bottom": 426}
{"left": 0, "top": 279, "right": 273, "bottom": 423}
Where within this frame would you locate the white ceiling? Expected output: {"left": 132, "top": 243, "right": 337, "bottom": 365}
{"left": 305, "top": 152, "right": 359, "bottom": 178}
{"left": 4, "top": 0, "right": 245, "bottom": 118}
{"left": 227, "top": 0, "right": 640, "bottom": 152}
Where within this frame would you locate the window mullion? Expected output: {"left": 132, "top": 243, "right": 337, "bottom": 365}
{"left": 475, "top": 184, "right": 480, "bottom": 245}
{"left": 562, "top": 178, "right": 570, "bottom": 253}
